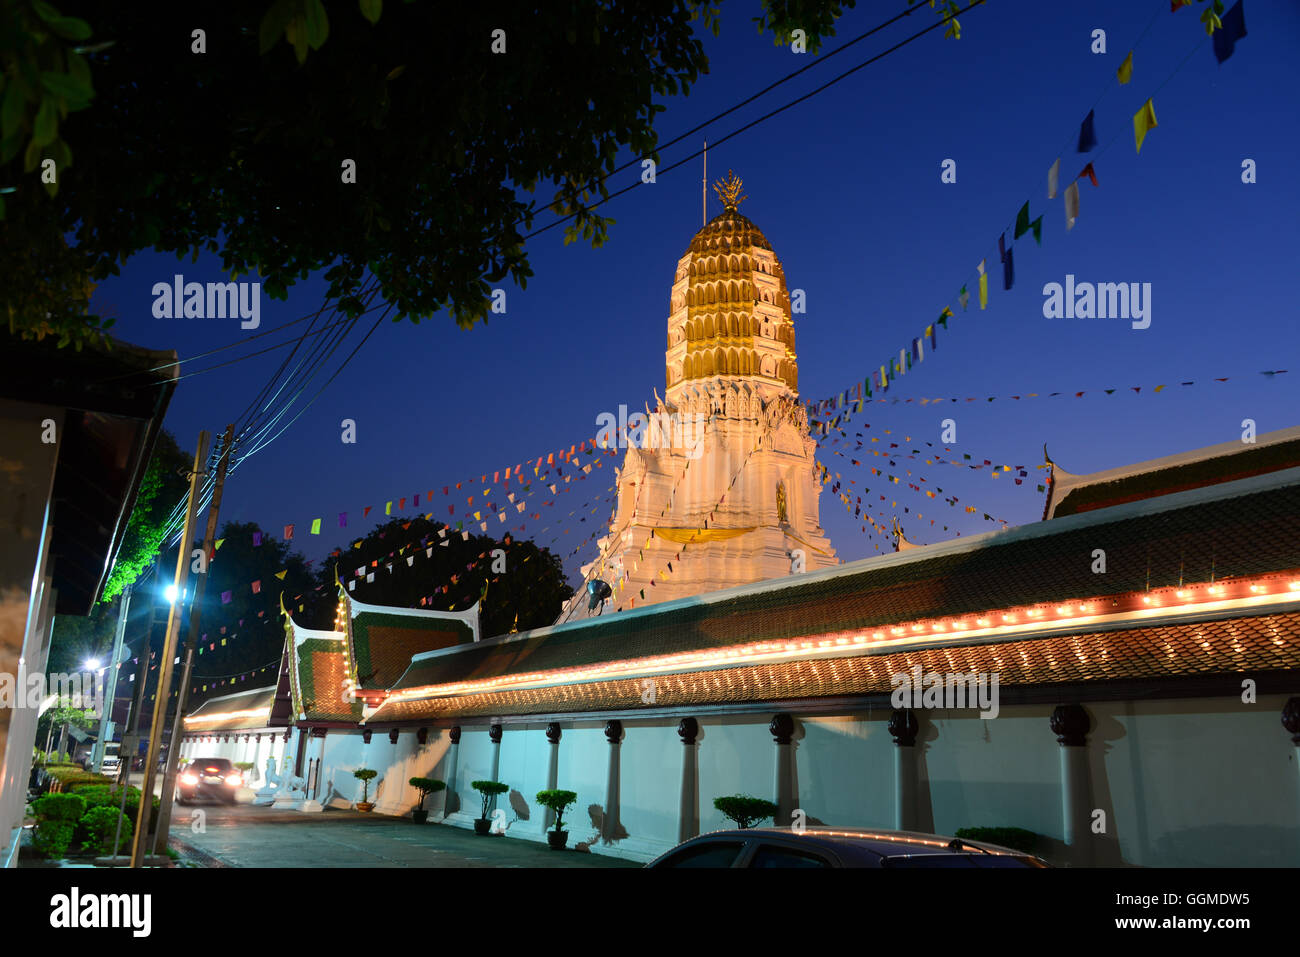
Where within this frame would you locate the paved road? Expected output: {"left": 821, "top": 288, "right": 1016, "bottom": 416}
{"left": 171, "top": 803, "right": 641, "bottom": 868}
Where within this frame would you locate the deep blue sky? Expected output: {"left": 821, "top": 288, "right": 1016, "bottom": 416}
{"left": 93, "top": 0, "right": 1300, "bottom": 583}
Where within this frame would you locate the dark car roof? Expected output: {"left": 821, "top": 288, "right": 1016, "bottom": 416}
{"left": 187, "top": 757, "right": 233, "bottom": 766}
{"left": 649, "top": 826, "right": 1044, "bottom": 867}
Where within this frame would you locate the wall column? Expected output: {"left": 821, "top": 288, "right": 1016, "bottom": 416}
{"left": 249, "top": 735, "right": 263, "bottom": 786}
{"left": 544, "top": 723, "right": 561, "bottom": 831}
{"left": 677, "top": 717, "right": 699, "bottom": 843}
{"left": 889, "top": 709, "right": 919, "bottom": 830}
{"left": 488, "top": 723, "right": 503, "bottom": 790}
{"left": 1283, "top": 698, "right": 1300, "bottom": 817}
{"left": 770, "top": 713, "right": 795, "bottom": 828}
{"left": 443, "top": 726, "right": 460, "bottom": 818}
{"left": 602, "top": 720, "right": 623, "bottom": 843}
{"left": 1052, "top": 704, "right": 1093, "bottom": 866}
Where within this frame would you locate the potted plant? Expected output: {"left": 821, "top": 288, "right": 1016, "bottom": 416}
{"left": 353, "top": 769, "right": 378, "bottom": 811}
{"left": 409, "top": 777, "right": 445, "bottom": 824}
{"left": 535, "top": 789, "right": 578, "bottom": 850}
{"left": 470, "top": 780, "right": 508, "bottom": 835}
{"left": 713, "top": 794, "right": 778, "bottom": 829}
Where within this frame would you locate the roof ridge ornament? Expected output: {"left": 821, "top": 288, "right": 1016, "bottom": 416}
{"left": 714, "top": 170, "right": 746, "bottom": 211}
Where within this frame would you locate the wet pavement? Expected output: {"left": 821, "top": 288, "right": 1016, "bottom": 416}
{"left": 169, "top": 802, "right": 641, "bottom": 868}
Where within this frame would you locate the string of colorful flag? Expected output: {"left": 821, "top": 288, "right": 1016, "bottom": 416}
{"left": 803, "top": 0, "right": 1250, "bottom": 418}
{"left": 808, "top": 368, "right": 1289, "bottom": 431}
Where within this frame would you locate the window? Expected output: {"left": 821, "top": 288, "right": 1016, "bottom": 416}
{"left": 749, "top": 845, "right": 833, "bottom": 868}
{"left": 654, "top": 841, "right": 747, "bottom": 868}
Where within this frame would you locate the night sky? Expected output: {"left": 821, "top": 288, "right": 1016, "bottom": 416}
{"left": 90, "top": 0, "right": 1300, "bottom": 587}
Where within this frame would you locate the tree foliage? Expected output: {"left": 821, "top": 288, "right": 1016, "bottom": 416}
{"left": 2, "top": 0, "right": 867, "bottom": 345}
{"left": 101, "top": 428, "right": 192, "bottom": 602}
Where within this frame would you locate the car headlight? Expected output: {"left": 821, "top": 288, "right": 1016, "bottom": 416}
{"left": 224, "top": 773, "right": 242, "bottom": 787}
{"left": 181, "top": 773, "right": 199, "bottom": 785}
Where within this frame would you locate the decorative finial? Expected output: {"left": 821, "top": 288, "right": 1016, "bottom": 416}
{"left": 713, "top": 170, "right": 746, "bottom": 210}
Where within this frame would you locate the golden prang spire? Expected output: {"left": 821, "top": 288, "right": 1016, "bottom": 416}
{"left": 713, "top": 170, "right": 747, "bottom": 211}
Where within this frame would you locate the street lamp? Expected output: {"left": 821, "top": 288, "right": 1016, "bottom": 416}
{"left": 164, "top": 583, "right": 179, "bottom": 605}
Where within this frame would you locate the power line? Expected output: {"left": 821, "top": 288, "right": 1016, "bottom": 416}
{"left": 523, "top": 1, "right": 984, "bottom": 241}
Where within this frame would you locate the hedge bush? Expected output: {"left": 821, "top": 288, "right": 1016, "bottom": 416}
{"left": 45, "top": 767, "right": 112, "bottom": 792}
{"left": 30, "top": 793, "right": 87, "bottom": 859}
{"left": 32, "top": 822, "right": 75, "bottom": 858}
{"left": 952, "top": 826, "right": 1039, "bottom": 854}
{"left": 68, "top": 785, "right": 160, "bottom": 834}
{"left": 80, "top": 806, "right": 133, "bottom": 856}
{"left": 32, "top": 792, "right": 87, "bottom": 823}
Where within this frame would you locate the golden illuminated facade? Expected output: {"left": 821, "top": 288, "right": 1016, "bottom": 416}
{"left": 565, "top": 173, "right": 838, "bottom": 618}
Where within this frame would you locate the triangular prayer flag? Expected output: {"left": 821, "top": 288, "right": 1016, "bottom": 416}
{"left": 363, "top": 506, "right": 372, "bottom": 518}
{"left": 386, "top": 501, "right": 392, "bottom": 515}
{"left": 283, "top": 524, "right": 294, "bottom": 540}
{"left": 1078, "top": 162, "right": 1098, "bottom": 187}
{"left": 1077, "top": 109, "right": 1097, "bottom": 152}
{"left": 1002, "top": 242, "right": 1014, "bottom": 291}
{"left": 221, "top": 590, "right": 232, "bottom": 603}
{"left": 214, "top": 538, "right": 225, "bottom": 551}
{"left": 310, "top": 518, "right": 321, "bottom": 535}
{"left": 977, "top": 260, "right": 988, "bottom": 309}
{"left": 1133, "top": 98, "right": 1157, "bottom": 153}
{"left": 1117, "top": 50, "right": 1133, "bottom": 84}
{"left": 1213, "top": 1, "right": 1247, "bottom": 64}
{"left": 1030, "top": 216, "right": 1043, "bottom": 245}
{"left": 959, "top": 285, "right": 969, "bottom": 310}
{"left": 1013, "top": 202, "right": 1030, "bottom": 240}
{"left": 252, "top": 580, "right": 261, "bottom": 594}
{"left": 339, "top": 512, "right": 347, "bottom": 527}
{"left": 1047, "top": 158, "right": 1060, "bottom": 199}
{"left": 275, "top": 569, "right": 287, "bottom": 580}
{"left": 253, "top": 531, "right": 262, "bottom": 547}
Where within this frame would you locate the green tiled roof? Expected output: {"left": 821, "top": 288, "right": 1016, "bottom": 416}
{"left": 388, "top": 478, "right": 1300, "bottom": 692}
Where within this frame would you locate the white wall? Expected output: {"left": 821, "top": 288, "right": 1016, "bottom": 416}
{"left": 175, "top": 695, "right": 1300, "bottom": 868}
{"left": 1090, "top": 695, "right": 1300, "bottom": 867}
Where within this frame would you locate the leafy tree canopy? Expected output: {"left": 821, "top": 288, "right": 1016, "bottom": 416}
{"left": 0, "top": 0, "right": 903, "bottom": 345}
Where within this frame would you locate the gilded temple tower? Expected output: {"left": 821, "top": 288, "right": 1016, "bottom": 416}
{"left": 561, "top": 173, "right": 837, "bottom": 619}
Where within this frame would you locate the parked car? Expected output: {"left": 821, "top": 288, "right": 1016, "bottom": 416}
{"left": 645, "top": 826, "right": 1049, "bottom": 868}
{"left": 177, "top": 757, "right": 242, "bottom": 805}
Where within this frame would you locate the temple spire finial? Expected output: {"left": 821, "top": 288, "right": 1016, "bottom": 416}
{"left": 713, "top": 170, "right": 746, "bottom": 211}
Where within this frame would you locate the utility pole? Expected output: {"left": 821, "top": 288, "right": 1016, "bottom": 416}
{"left": 110, "top": 605, "right": 153, "bottom": 862}
{"left": 154, "top": 424, "right": 234, "bottom": 854}
{"left": 92, "top": 582, "right": 132, "bottom": 771}
{"left": 130, "top": 430, "right": 209, "bottom": 868}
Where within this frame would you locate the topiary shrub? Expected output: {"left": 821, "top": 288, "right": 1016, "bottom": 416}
{"left": 471, "top": 780, "right": 509, "bottom": 821}
{"left": 353, "top": 768, "right": 378, "bottom": 804}
{"left": 713, "top": 794, "right": 777, "bottom": 829}
{"left": 80, "top": 805, "right": 133, "bottom": 856}
{"left": 952, "top": 826, "right": 1040, "bottom": 854}
{"left": 409, "top": 777, "right": 445, "bottom": 811}
{"left": 535, "top": 789, "right": 578, "bottom": 834}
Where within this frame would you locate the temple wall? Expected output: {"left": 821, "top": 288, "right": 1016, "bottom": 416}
{"left": 922, "top": 704, "right": 1063, "bottom": 843}
{"left": 177, "top": 694, "right": 1300, "bottom": 868}
{"left": 1087, "top": 695, "right": 1299, "bottom": 867}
